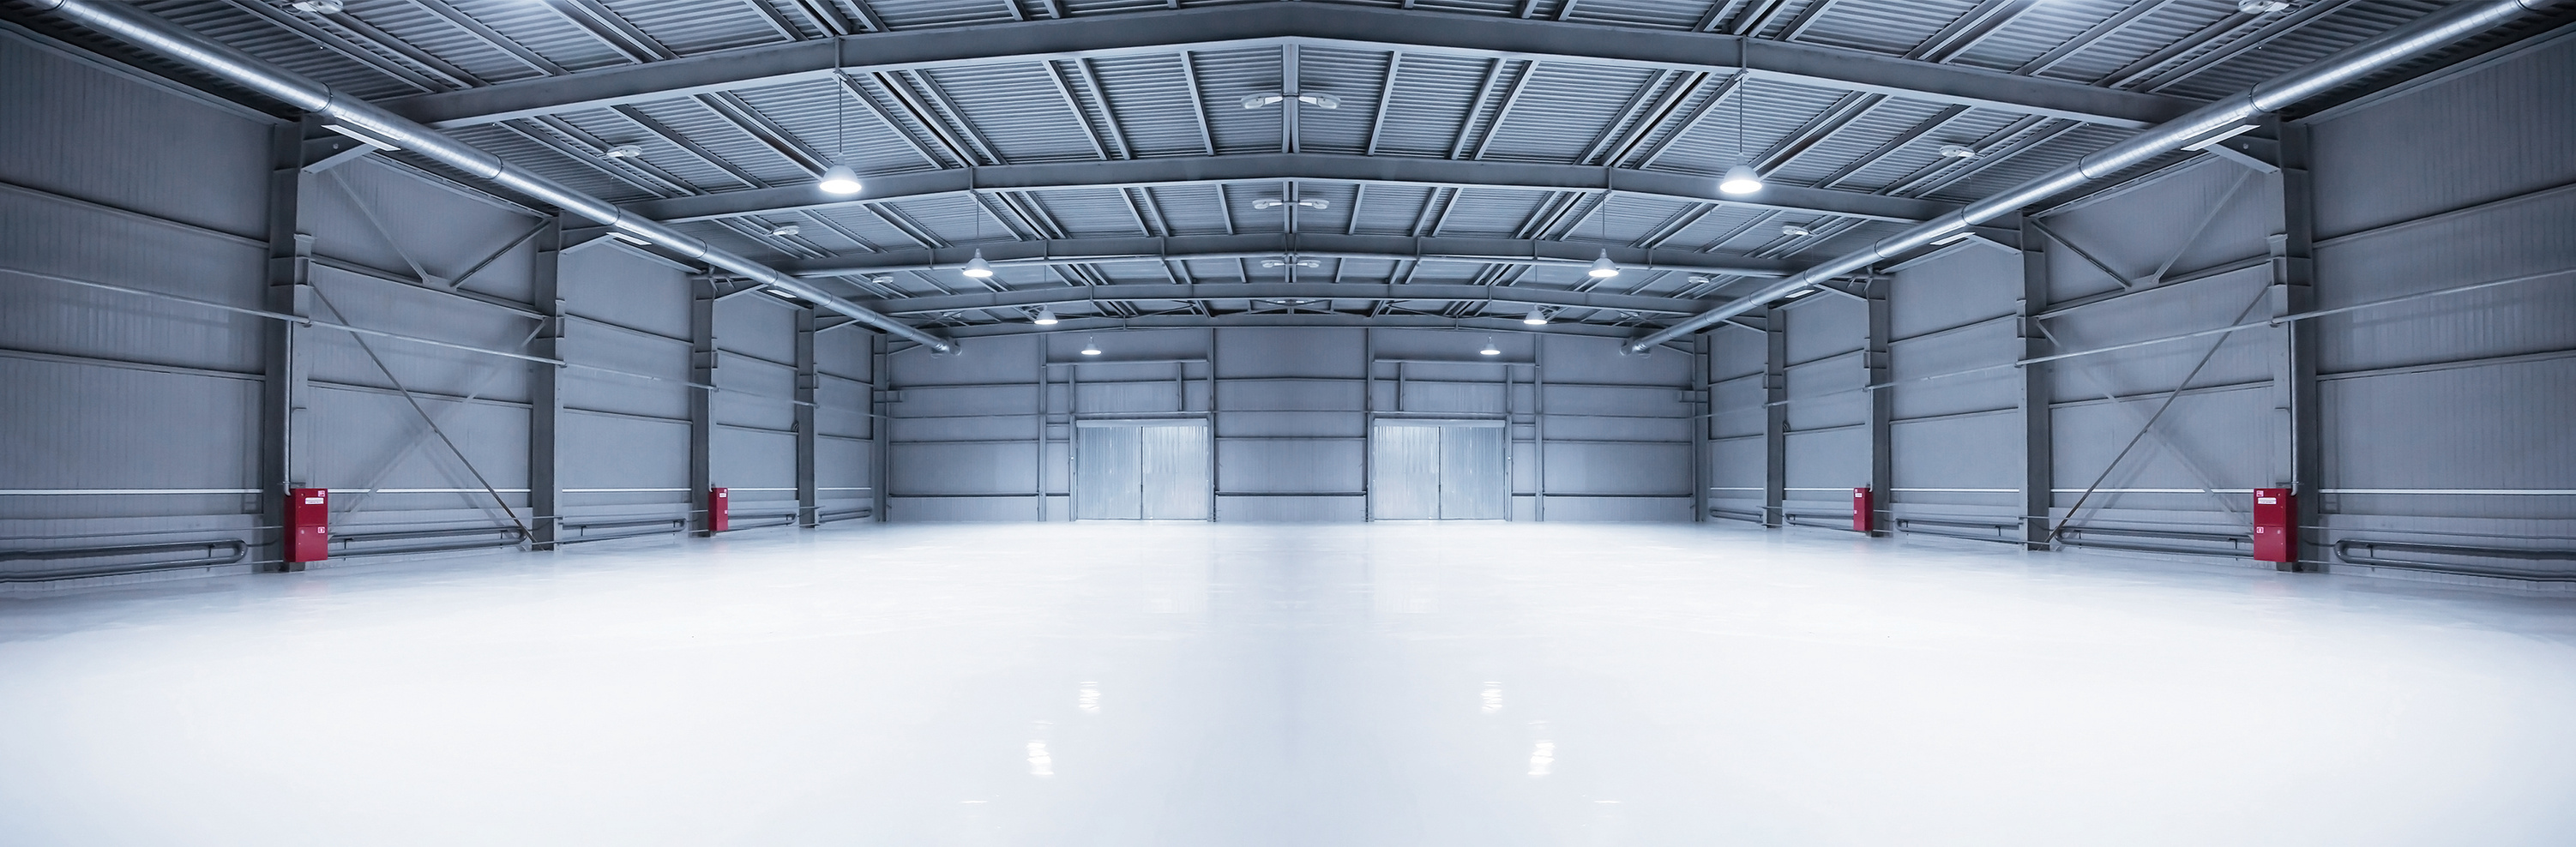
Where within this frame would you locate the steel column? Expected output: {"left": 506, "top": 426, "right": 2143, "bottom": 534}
{"left": 261, "top": 119, "right": 317, "bottom": 572}
{"left": 1762, "top": 310, "right": 1787, "bottom": 528}
{"left": 2266, "top": 121, "right": 2320, "bottom": 572}
{"left": 795, "top": 307, "right": 821, "bottom": 528}
{"left": 2017, "top": 215, "right": 2054, "bottom": 550}
{"left": 689, "top": 283, "right": 719, "bottom": 536}
{"left": 1864, "top": 277, "right": 1893, "bottom": 537}
{"left": 528, "top": 216, "right": 565, "bottom": 549}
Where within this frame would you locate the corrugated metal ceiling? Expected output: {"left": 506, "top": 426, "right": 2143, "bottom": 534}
{"left": 44, "top": 0, "right": 2530, "bottom": 331}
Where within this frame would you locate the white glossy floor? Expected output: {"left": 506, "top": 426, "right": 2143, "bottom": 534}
{"left": 3, "top": 523, "right": 2573, "bottom": 846}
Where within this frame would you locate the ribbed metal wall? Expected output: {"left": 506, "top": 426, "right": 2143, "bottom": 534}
{"left": 882, "top": 327, "right": 1694, "bottom": 522}
{"left": 1, "top": 32, "right": 272, "bottom": 580}
{"left": 2300, "top": 32, "right": 2576, "bottom": 582}
{"left": 1, "top": 33, "right": 873, "bottom": 580}
{"left": 1886, "top": 245, "right": 2024, "bottom": 528}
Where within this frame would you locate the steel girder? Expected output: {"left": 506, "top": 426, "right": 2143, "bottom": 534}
{"left": 772, "top": 232, "right": 1806, "bottom": 279}
{"left": 379, "top": 6, "right": 2199, "bottom": 130}
{"left": 858, "top": 281, "right": 1709, "bottom": 318}
{"left": 629, "top": 153, "right": 1959, "bottom": 225}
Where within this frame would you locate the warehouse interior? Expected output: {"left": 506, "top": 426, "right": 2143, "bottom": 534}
{"left": 3, "top": 0, "right": 2573, "bottom": 844}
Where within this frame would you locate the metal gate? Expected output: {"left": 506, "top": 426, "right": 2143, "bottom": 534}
{"left": 1074, "top": 420, "right": 1212, "bottom": 520}
{"left": 1370, "top": 421, "right": 1507, "bottom": 520}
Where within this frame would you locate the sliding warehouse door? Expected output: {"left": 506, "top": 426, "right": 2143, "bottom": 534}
{"left": 1074, "top": 420, "right": 1212, "bottom": 520}
{"left": 1370, "top": 421, "right": 1508, "bottom": 520}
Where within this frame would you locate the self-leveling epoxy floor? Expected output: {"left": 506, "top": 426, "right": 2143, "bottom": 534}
{"left": 3, "top": 522, "right": 2573, "bottom": 846}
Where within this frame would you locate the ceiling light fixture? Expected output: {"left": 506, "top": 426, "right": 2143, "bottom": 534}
{"left": 767, "top": 223, "right": 801, "bottom": 237}
{"left": 1587, "top": 249, "right": 1620, "bottom": 279}
{"left": 818, "top": 164, "right": 863, "bottom": 195}
{"left": 1480, "top": 338, "right": 1502, "bottom": 356}
{"left": 1522, "top": 308, "right": 1549, "bottom": 326}
{"left": 961, "top": 249, "right": 996, "bottom": 279}
{"left": 604, "top": 143, "right": 645, "bottom": 159}
{"left": 1719, "top": 71, "right": 1764, "bottom": 195}
{"left": 289, "top": 0, "right": 342, "bottom": 13}
{"left": 1932, "top": 231, "right": 1975, "bottom": 246}
{"left": 1936, "top": 144, "right": 1978, "bottom": 159}
{"left": 1719, "top": 165, "right": 1765, "bottom": 195}
{"left": 1260, "top": 258, "right": 1323, "bottom": 268}
{"left": 817, "top": 66, "right": 861, "bottom": 195}
{"left": 2238, "top": 0, "right": 2290, "bottom": 14}
{"left": 1080, "top": 338, "right": 1102, "bottom": 356}
{"left": 1781, "top": 288, "right": 1816, "bottom": 300}
{"left": 1252, "top": 198, "right": 1329, "bottom": 210}
{"left": 1780, "top": 225, "right": 1812, "bottom": 237}
{"left": 1240, "top": 93, "right": 1339, "bottom": 110}
{"left": 1032, "top": 306, "right": 1058, "bottom": 326}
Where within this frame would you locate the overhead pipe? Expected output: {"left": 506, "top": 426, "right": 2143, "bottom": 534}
{"left": 23, "top": 0, "right": 955, "bottom": 353}
{"left": 1625, "top": 0, "right": 2563, "bottom": 354}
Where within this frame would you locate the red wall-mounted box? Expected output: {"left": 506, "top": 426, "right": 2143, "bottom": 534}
{"left": 2253, "top": 487, "right": 2296, "bottom": 563}
{"left": 707, "top": 487, "right": 729, "bottom": 533}
{"left": 286, "top": 487, "right": 328, "bottom": 563}
{"left": 1852, "top": 487, "right": 1875, "bottom": 533}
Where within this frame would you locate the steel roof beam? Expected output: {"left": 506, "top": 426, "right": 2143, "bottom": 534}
{"left": 858, "top": 281, "right": 1706, "bottom": 317}
{"left": 916, "top": 312, "right": 1655, "bottom": 340}
{"left": 378, "top": 5, "right": 2199, "bottom": 129}
{"left": 629, "top": 153, "right": 1957, "bottom": 224}
{"left": 772, "top": 232, "right": 1803, "bottom": 279}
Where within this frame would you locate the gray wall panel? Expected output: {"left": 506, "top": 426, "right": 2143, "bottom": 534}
{"left": 1219, "top": 327, "right": 1363, "bottom": 378}
{"left": 2042, "top": 271, "right": 2272, "bottom": 403}
{"left": 715, "top": 297, "right": 797, "bottom": 365}
{"left": 562, "top": 249, "right": 692, "bottom": 339}
{"left": 2310, "top": 187, "right": 2576, "bottom": 373}
{"left": 2309, "top": 34, "right": 2576, "bottom": 239}
{"left": 1785, "top": 427, "right": 1869, "bottom": 500}
{"left": 891, "top": 442, "right": 1037, "bottom": 496}
{"left": 1784, "top": 297, "right": 1865, "bottom": 364}
{"left": 1891, "top": 413, "right": 2021, "bottom": 508}
{"left": 1785, "top": 353, "right": 1869, "bottom": 430}
{"left": 304, "top": 159, "right": 541, "bottom": 302}
{"left": 1542, "top": 442, "right": 1690, "bottom": 496}
{"left": 1218, "top": 496, "right": 1365, "bottom": 522}
{"left": 1889, "top": 320, "right": 2020, "bottom": 420}
{"left": 2322, "top": 357, "right": 2576, "bottom": 520}
{"left": 1219, "top": 439, "right": 1363, "bottom": 494}
{"left": 0, "top": 35, "right": 268, "bottom": 237}
{"left": 1890, "top": 247, "right": 2019, "bottom": 338}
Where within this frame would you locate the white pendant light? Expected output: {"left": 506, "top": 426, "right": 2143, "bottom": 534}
{"left": 818, "top": 66, "right": 861, "bottom": 195}
{"left": 1479, "top": 338, "right": 1502, "bottom": 356}
{"left": 1718, "top": 165, "right": 1765, "bottom": 195}
{"left": 1522, "top": 308, "right": 1549, "bottom": 326}
{"left": 962, "top": 249, "right": 995, "bottom": 279}
{"left": 1720, "top": 70, "right": 1764, "bottom": 196}
{"left": 1586, "top": 249, "right": 1620, "bottom": 279}
{"left": 817, "top": 164, "right": 863, "bottom": 195}
{"left": 1080, "top": 338, "right": 1102, "bottom": 356}
{"left": 1032, "top": 306, "right": 1058, "bottom": 326}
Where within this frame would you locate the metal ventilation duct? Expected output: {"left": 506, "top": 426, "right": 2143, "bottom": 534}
{"left": 1625, "top": 0, "right": 2562, "bottom": 354}
{"left": 23, "top": 0, "right": 956, "bottom": 353}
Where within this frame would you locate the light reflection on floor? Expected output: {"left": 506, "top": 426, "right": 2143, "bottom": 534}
{"left": 3, "top": 522, "right": 2573, "bottom": 846}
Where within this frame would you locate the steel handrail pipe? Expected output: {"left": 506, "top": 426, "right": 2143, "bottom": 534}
{"left": 1624, "top": 0, "right": 2564, "bottom": 354}
{"left": 0, "top": 539, "right": 250, "bottom": 583}
{"left": 22, "top": 0, "right": 954, "bottom": 354}
{"left": 2334, "top": 539, "right": 2576, "bottom": 581}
